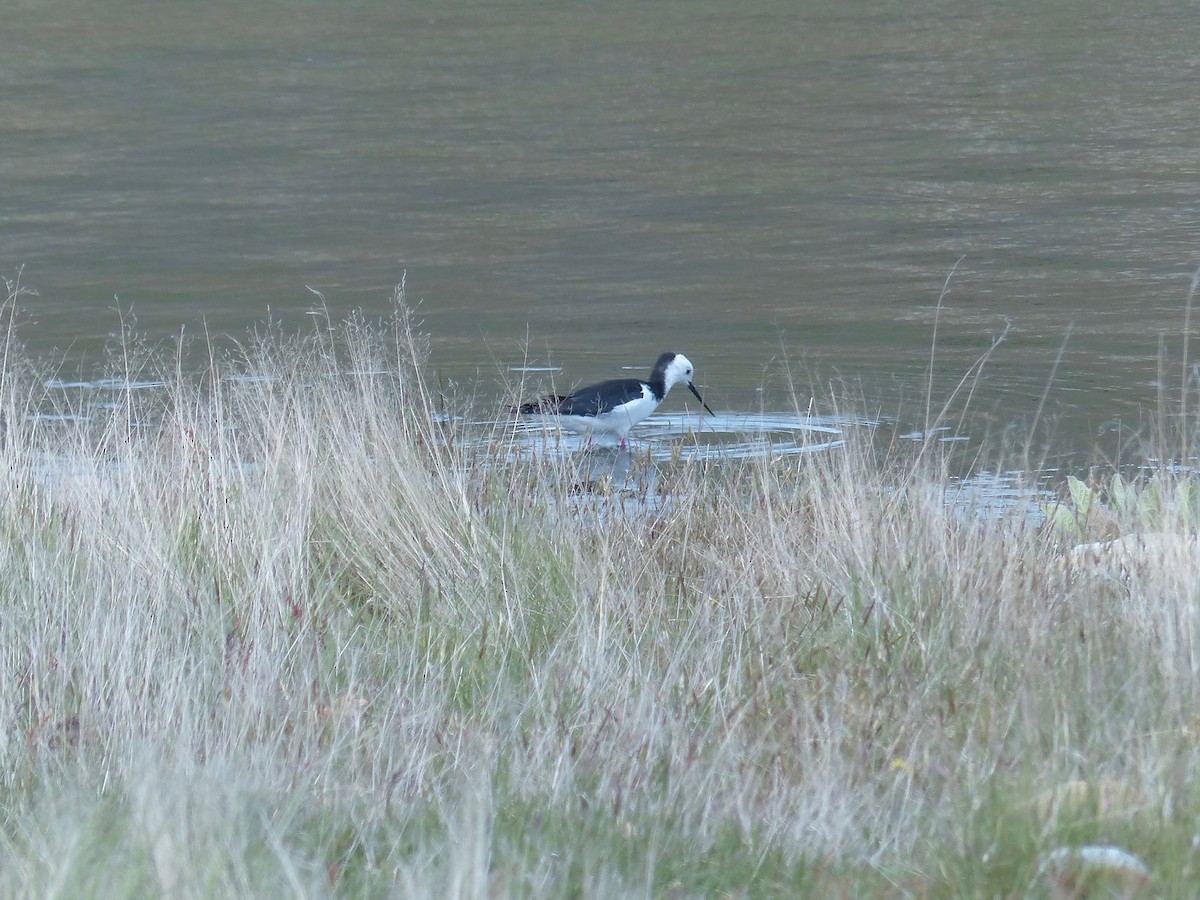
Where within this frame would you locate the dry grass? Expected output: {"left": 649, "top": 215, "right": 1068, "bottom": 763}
{"left": 0, "top": 285, "right": 1197, "bottom": 897}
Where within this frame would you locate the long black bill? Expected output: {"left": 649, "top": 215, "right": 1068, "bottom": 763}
{"left": 688, "top": 382, "right": 715, "bottom": 416}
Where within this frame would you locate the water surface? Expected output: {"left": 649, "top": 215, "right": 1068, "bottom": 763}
{"left": 5, "top": 0, "right": 1200, "bottom": 464}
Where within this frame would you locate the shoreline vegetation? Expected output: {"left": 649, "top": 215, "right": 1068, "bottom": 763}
{"left": 1, "top": 280, "right": 1197, "bottom": 897}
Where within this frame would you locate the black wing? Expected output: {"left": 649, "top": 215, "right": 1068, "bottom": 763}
{"left": 520, "top": 378, "right": 645, "bottom": 417}
{"left": 515, "top": 394, "right": 569, "bottom": 415}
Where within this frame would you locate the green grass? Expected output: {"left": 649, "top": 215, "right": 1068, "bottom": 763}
{"left": 0, "top": 286, "right": 1196, "bottom": 896}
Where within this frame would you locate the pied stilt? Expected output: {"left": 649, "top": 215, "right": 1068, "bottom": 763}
{"left": 516, "top": 351, "right": 713, "bottom": 449}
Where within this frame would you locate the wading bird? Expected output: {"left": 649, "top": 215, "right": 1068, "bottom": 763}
{"left": 516, "top": 351, "right": 713, "bottom": 449}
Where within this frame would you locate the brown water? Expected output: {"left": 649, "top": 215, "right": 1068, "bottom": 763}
{"left": 5, "top": 0, "right": 1200, "bottom": 463}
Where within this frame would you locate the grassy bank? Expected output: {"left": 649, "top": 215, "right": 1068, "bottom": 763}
{"left": 0, "top": 297, "right": 1196, "bottom": 896}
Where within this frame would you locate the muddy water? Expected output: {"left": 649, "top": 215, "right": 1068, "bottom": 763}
{"left": 5, "top": 0, "right": 1200, "bottom": 464}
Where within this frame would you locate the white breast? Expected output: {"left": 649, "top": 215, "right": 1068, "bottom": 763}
{"left": 547, "top": 385, "right": 660, "bottom": 439}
